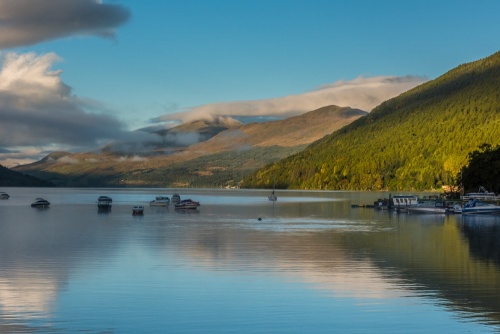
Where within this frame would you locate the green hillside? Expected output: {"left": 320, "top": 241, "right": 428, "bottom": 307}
{"left": 242, "top": 51, "right": 500, "bottom": 191}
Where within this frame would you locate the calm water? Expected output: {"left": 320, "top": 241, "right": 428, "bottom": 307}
{"left": 1, "top": 188, "right": 500, "bottom": 333}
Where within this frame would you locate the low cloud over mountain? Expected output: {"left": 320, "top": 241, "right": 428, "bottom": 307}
{"left": 154, "top": 75, "right": 427, "bottom": 124}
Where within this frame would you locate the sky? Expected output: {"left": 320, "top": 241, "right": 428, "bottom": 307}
{"left": 1, "top": 0, "right": 499, "bottom": 167}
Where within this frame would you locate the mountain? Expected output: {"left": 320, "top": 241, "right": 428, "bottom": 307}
{"left": 185, "top": 106, "right": 367, "bottom": 152}
{"left": 0, "top": 164, "right": 54, "bottom": 187}
{"left": 242, "top": 51, "right": 500, "bottom": 191}
{"left": 152, "top": 115, "right": 243, "bottom": 146}
{"left": 12, "top": 106, "right": 365, "bottom": 187}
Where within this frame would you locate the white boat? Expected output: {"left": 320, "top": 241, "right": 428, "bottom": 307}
{"left": 461, "top": 199, "right": 500, "bottom": 215}
{"left": 132, "top": 205, "right": 144, "bottom": 215}
{"left": 171, "top": 194, "right": 181, "bottom": 204}
{"left": 392, "top": 195, "right": 418, "bottom": 211}
{"left": 453, "top": 203, "right": 463, "bottom": 214}
{"left": 150, "top": 196, "right": 170, "bottom": 206}
{"left": 31, "top": 198, "right": 50, "bottom": 208}
{"left": 175, "top": 199, "right": 200, "bottom": 209}
{"left": 97, "top": 196, "right": 112, "bottom": 208}
{"left": 407, "top": 200, "right": 446, "bottom": 214}
{"left": 0, "top": 192, "right": 10, "bottom": 199}
{"left": 461, "top": 186, "right": 500, "bottom": 202}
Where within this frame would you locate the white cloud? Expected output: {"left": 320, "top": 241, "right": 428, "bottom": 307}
{"left": 0, "top": 52, "right": 130, "bottom": 166}
{"left": 0, "top": 0, "right": 130, "bottom": 49}
{"left": 157, "top": 75, "right": 427, "bottom": 124}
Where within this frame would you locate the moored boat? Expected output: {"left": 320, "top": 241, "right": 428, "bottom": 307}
{"left": 150, "top": 196, "right": 170, "bottom": 206}
{"left": 97, "top": 195, "right": 112, "bottom": 209}
{"left": 171, "top": 194, "right": 181, "bottom": 204}
{"left": 132, "top": 205, "right": 144, "bottom": 215}
{"left": 407, "top": 200, "right": 446, "bottom": 214}
{"left": 392, "top": 195, "right": 418, "bottom": 212}
{"left": 374, "top": 198, "right": 389, "bottom": 210}
{"left": 175, "top": 199, "right": 200, "bottom": 209}
{"left": 453, "top": 203, "right": 463, "bottom": 214}
{"left": 461, "top": 199, "right": 500, "bottom": 215}
{"left": 461, "top": 186, "right": 500, "bottom": 202}
{"left": 31, "top": 198, "right": 50, "bottom": 208}
{"left": 0, "top": 192, "right": 10, "bottom": 199}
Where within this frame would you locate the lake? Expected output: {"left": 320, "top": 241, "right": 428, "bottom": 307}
{"left": 1, "top": 187, "right": 500, "bottom": 333}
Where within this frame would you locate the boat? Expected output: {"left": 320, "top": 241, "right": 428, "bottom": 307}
{"left": 392, "top": 195, "right": 418, "bottom": 212}
{"left": 0, "top": 192, "right": 10, "bottom": 199}
{"left": 150, "top": 196, "right": 170, "bottom": 206}
{"left": 407, "top": 200, "right": 446, "bottom": 214}
{"left": 171, "top": 194, "right": 181, "bottom": 204}
{"left": 97, "top": 196, "right": 112, "bottom": 209}
{"left": 460, "top": 199, "right": 500, "bottom": 215}
{"left": 461, "top": 186, "right": 500, "bottom": 202}
{"left": 268, "top": 190, "right": 277, "bottom": 201}
{"left": 132, "top": 205, "right": 144, "bottom": 215}
{"left": 453, "top": 203, "right": 463, "bottom": 214}
{"left": 31, "top": 198, "right": 50, "bottom": 208}
{"left": 174, "top": 199, "right": 200, "bottom": 209}
{"left": 374, "top": 198, "right": 389, "bottom": 210}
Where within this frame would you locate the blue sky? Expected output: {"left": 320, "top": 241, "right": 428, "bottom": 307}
{"left": 1, "top": 0, "right": 500, "bottom": 166}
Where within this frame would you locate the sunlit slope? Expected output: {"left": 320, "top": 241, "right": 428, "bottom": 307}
{"left": 242, "top": 51, "right": 500, "bottom": 190}
{"left": 12, "top": 106, "right": 365, "bottom": 187}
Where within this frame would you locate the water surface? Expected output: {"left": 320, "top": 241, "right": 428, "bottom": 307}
{"left": 1, "top": 188, "right": 499, "bottom": 333}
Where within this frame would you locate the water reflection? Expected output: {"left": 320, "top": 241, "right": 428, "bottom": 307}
{"left": 459, "top": 215, "right": 500, "bottom": 265}
{"left": 97, "top": 206, "right": 112, "bottom": 214}
{"left": 0, "top": 188, "right": 499, "bottom": 333}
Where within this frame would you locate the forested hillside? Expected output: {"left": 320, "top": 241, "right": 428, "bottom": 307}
{"left": 242, "top": 51, "right": 500, "bottom": 191}
{"left": 0, "top": 165, "right": 54, "bottom": 187}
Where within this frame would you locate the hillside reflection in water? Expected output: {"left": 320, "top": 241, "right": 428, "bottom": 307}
{"left": 0, "top": 188, "right": 499, "bottom": 333}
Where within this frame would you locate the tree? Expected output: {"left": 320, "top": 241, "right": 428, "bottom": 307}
{"left": 457, "top": 144, "right": 500, "bottom": 193}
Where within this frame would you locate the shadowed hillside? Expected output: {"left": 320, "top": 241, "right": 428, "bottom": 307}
{"left": 0, "top": 165, "right": 54, "bottom": 187}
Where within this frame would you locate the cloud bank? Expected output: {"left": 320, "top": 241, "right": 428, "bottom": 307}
{"left": 155, "top": 75, "right": 427, "bottom": 124}
{"left": 0, "top": 52, "right": 136, "bottom": 165}
{"left": 0, "top": 0, "right": 130, "bottom": 49}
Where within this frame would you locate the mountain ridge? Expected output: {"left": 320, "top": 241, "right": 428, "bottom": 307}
{"left": 12, "top": 105, "right": 365, "bottom": 187}
{"left": 242, "top": 51, "right": 500, "bottom": 190}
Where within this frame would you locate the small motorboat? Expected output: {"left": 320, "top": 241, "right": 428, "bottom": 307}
{"left": 453, "top": 203, "right": 463, "bottom": 214}
{"left": 150, "top": 196, "right": 170, "bottom": 206}
{"left": 461, "top": 199, "right": 500, "bottom": 215}
{"left": 97, "top": 196, "right": 113, "bottom": 209}
{"left": 132, "top": 205, "right": 144, "bottom": 215}
{"left": 407, "top": 200, "right": 446, "bottom": 214}
{"left": 31, "top": 198, "right": 50, "bottom": 208}
{"left": 174, "top": 199, "right": 200, "bottom": 210}
{"left": 171, "top": 194, "right": 181, "bottom": 204}
{"left": 0, "top": 192, "right": 10, "bottom": 199}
